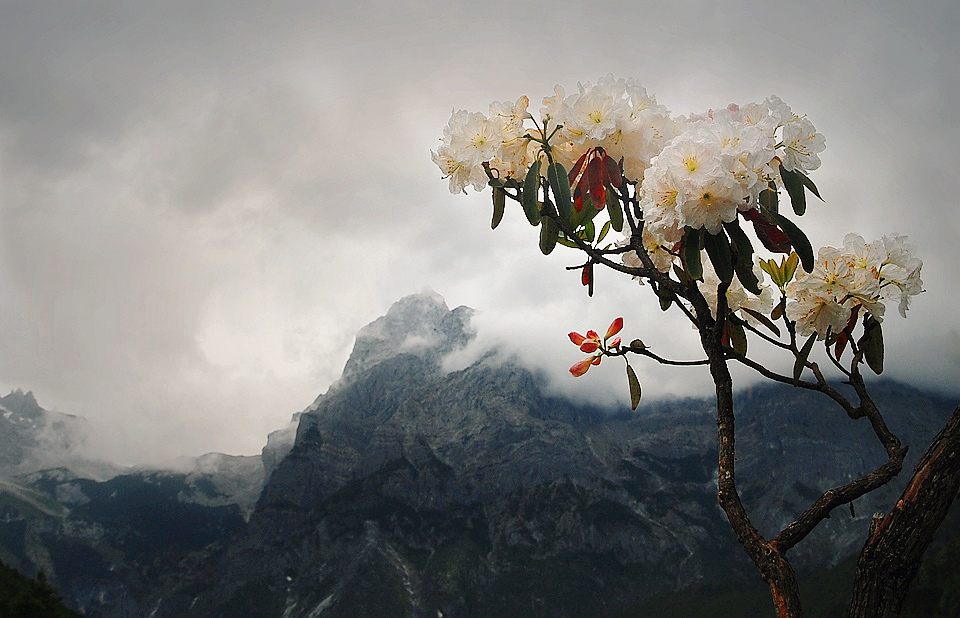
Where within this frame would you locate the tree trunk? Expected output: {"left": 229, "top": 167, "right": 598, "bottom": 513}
{"left": 848, "top": 405, "right": 960, "bottom": 617}
{"left": 704, "top": 325, "right": 804, "bottom": 617}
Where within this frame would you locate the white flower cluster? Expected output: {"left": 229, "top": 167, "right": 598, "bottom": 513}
{"left": 785, "top": 234, "right": 923, "bottom": 338}
{"left": 432, "top": 75, "right": 674, "bottom": 194}
{"left": 639, "top": 97, "right": 824, "bottom": 260}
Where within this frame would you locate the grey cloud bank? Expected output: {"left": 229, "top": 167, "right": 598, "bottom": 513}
{"left": 0, "top": 1, "right": 957, "bottom": 463}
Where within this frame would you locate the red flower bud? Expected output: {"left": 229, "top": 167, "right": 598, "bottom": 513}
{"left": 569, "top": 357, "right": 594, "bottom": 377}
{"left": 605, "top": 317, "right": 624, "bottom": 340}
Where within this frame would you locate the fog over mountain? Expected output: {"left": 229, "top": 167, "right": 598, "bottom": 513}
{"left": 0, "top": 1, "right": 958, "bottom": 464}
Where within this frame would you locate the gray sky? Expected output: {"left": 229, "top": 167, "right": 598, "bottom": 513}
{"left": 1, "top": 1, "right": 958, "bottom": 464}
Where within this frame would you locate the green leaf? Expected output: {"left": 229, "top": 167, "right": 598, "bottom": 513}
{"left": 859, "top": 317, "right": 884, "bottom": 374}
{"left": 727, "top": 319, "right": 748, "bottom": 356}
{"left": 725, "top": 219, "right": 754, "bottom": 262}
{"left": 522, "top": 160, "right": 541, "bottom": 225}
{"left": 673, "top": 264, "right": 694, "bottom": 286}
{"left": 783, "top": 252, "right": 800, "bottom": 283}
{"left": 780, "top": 167, "right": 807, "bottom": 216}
{"left": 583, "top": 221, "right": 597, "bottom": 243}
{"left": 626, "top": 364, "right": 642, "bottom": 410}
{"left": 735, "top": 259, "right": 762, "bottom": 295}
{"left": 547, "top": 162, "right": 573, "bottom": 222}
{"left": 764, "top": 209, "right": 814, "bottom": 273}
{"left": 771, "top": 299, "right": 785, "bottom": 321}
{"left": 491, "top": 187, "right": 505, "bottom": 230}
{"left": 725, "top": 220, "right": 760, "bottom": 294}
{"left": 704, "top": 230, "right": 734, "bottom": 284}
{"left": 793, "top": 332, "right": 817, "bottom": 382}
{"left": 597, "top": 220, "right": 612, "bottom": 244}
{"left": 758, "top": 184, "right": 779, "bottom": 214}
{"left": 539, "top": 216, "right": 559, "bottom": 255}
{"left": 797, "top": 170, "right": 823, "bottom": 201}
{"left": 740, "top": 307, "right": 781, "bottom": 337}
{"left": 556, "top": 235, "right": 579, "bottom": 249}
{"left": 658, "top": 287, "right": 674, "bottom": 311}
{"left": 683, "top": 227, "right": 704, "bottom": 281}
{"left": 605, "top": 189, "right": 624, "bottom": 232}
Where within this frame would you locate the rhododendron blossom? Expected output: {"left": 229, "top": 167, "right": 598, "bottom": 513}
{"left": 785, "top": 234, "right": 923, "bottom": 338}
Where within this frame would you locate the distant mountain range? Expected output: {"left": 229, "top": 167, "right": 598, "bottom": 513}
{"left": 0, "top": 292, "right": 956, "bottom": 617}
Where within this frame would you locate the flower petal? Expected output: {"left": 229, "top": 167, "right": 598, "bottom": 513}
{"left": 605, "top": 317, "right": 624, "bottom": 340}
{"left": 579, "top": 341, "right": 599, "bottom": 353}
{"left": 568, "top": 331, "right": 586, "bottom": 346}
{"left": 569, "top": 357, "right": 594, "bottom": 377}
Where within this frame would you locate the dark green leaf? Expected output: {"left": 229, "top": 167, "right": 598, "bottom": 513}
{"left": 605, "top": 189, "right": 624, "bottom": 232}
{"left": 727, "top": 319, "right": 748, "bottom": 356}
{"left": 780, "top": 167, "right": 807, "bottom": 216}
{"left": 627, "top": 364, "right": 641, "bottom": 410}
{"left": 740, "top": 307, "right": 781, "bottom": 337}
{"left": 704, "top": 230, "right": 734, "bottom": 284}
{"left": 859, "top": 317, "right": 884, "bottom": 374}
{"left": 797, "top": 170, "right": 823, "bottom": 201}
{"left": 764, "top": 209, "right": 814, "bottom": 272}
{"left": 793, "top": 332, "right": 817, "bottom": 382}
{"left": 683, "top": 227, "right": 704, "bottom": 281}
{"left": 547, "top": 162, "right": 573, "bottom": 222}
{"left": 522, "top": 160, "right": 541, "bottom": 225}
{"left": 580, "top": 195, "right": 602, "bottom": 226}
{"left": 673, "top": 264, "right": 694, "bottom": 286}
{"left": 658, "top": 287, "right": 674, "bottom": 311}
{"left": 725, "top": 219, "right": 753, "bottom": 262}
{"left": 539, "top": 216, "right": 559, "bottom": 255}
{"left": 735, "top": 259, "right": 762, "bottom": 295}
{"left": 758, "top": 184, "right": 779, "bottom": 214}
{"left": 491, "top": 187, "right": 505, "bottom": 230}
{"left": 725, "top": 220, "right": 761, "bottom": 294}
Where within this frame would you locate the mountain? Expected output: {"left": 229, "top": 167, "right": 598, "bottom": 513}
{"left": 144, "top": 292, "right": 958, "bottom": 617}
{"left": 0, "top": 393, "right": 265, "bottom": 617}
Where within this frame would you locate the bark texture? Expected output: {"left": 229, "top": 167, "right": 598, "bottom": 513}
{"left": 849, "top": 405, "right": 960, "bottom": 618}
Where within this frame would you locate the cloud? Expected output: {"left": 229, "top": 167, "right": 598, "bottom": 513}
{"left": 0, "top": 0, "right": 957, "bottom": 462}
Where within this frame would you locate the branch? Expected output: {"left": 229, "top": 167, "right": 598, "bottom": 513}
{"left": 610, "top": 347, "right": 709, "bottom": 367}
{"left": 773, "top": 448, "right": 905, "bottom": 552}
{"left": 726, "top": 348, "right": 860, "bottom": 418}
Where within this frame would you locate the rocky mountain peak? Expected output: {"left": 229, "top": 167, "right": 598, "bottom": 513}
{"left": 337, "top": 289, "right": 474, "bottom": 384}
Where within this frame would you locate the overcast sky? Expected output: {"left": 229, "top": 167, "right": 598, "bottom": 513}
{"left": 0, "top": 1, "right": 957, "bottom": 464}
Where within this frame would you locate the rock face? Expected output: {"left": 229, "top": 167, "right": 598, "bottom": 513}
{"left": 150, "top": 293, "right": 957, "bottom": 617}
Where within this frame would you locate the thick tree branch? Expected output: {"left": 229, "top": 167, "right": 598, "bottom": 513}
{"left": 849, "top": 405, "right": 960, "bottom": 617}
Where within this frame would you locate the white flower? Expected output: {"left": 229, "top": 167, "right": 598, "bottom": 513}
{"left": 780, "top": 117, "right": 826, "bottom": 173}
{"left": 878, "top": 234, "right": 924, "bottom": 317}
{"left": 433, "top": 110, "right": 499, "bottom": 193}
{"left": 786, "top": 288, "right": 852, "bottom": 339}
{"left": 561, "top": 76, "right": 630, "bottom": 144}
{"left": 784, "top": 233, "right": 922, "bottom": 337}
